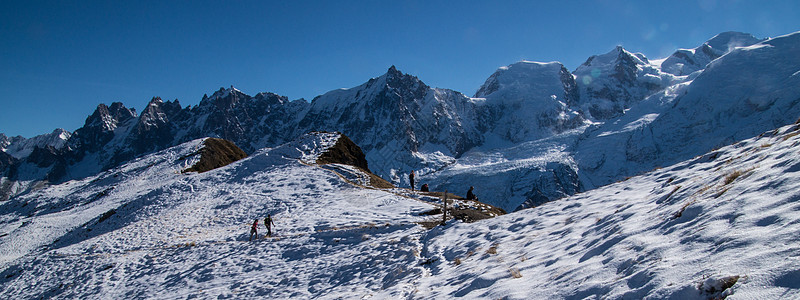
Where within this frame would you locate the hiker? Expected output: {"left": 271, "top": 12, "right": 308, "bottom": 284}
{"left": 420, "top": 183, "right": 429, "bottom": 192}
{"left": 466, "top": 186, "right": 477, "bottom": 200}
{"left": 249, "top": 219, "right": 259, "bottom": 241}
{"left": 409, "top": 170, "right": 416, "bottom": 191}
{"left": 264, "top": 214, "right": 276, "bottom": 237}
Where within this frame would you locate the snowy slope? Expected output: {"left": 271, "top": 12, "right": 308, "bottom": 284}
{"left": 386, "top": 119, "right": 800, "bottom": 299}
{"left": 0, "top": 134, "right": 439, "bottom": 298}
{"left": 3, "top": 108, "right": 800, "bottom": 299}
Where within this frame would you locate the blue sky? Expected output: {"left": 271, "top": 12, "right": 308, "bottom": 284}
{"left": 1, "top": 0, "right": 799, "bottom": 138}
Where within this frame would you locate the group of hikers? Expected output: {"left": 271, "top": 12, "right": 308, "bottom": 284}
{"left": 246, "top": 171, "right": 480, "bottom": 241}
{"left": 408, "top": 170, "right": 478, "bottom": 201}
{"left": 249, "top": 214, "right": 276, "bottom": 241}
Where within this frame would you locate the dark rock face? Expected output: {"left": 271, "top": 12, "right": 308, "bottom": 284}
{"left": 185, "top": 89, "right": 308, "bottom": 153}
{"left": 70, "top": 102, "right": 137, "bottom": 155}
{"left": 316, "top": 134, "right": 370, "bottom": 172}
{"left": 131, "top": 97, "right": 184, "bottom": 154}
{"left": 182, "top": 138, "right": 247, "bottom": 173}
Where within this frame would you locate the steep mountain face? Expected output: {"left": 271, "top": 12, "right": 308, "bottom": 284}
{"left": 179, "top": 88, "right": 309, "bottom": 153}
{"left": 577, "top": 31, "right": 800, "bottom": 188}
{"left": 298, "top": 66, "right": 485, "bottom": 181}
{"left": 425, "top": 31, "right": 800, "bottom": 211}
{"left": 476, "top": 61, "right": 586, "bottom": 143}
{"left": 661, "top": 31, "right": 763, "bottom": 76}
{"left": 70, "top": 102, "right": 137, "bottom": 155}
{"left": 130, "top": 97, "right": 184, "bottom": 155}
{"left": 574, "top": 46, "right": 676, "bottom": 120}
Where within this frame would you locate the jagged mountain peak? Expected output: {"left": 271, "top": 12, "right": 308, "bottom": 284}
{"left": 574, "top": 44, "right": 673, "bottom": 120}
{"left": 578, "top": 45, "right": 649, "bottom": 72}
{"left": 380, "top": 65, "right": 427, "bottom": 92}
{"left": 199, "top": 86, "right": 249, "bottom": 109}
{"left": 1, "top": 128, "right": 72, "bottom": 159}
{"left": 83, "top": 102, "right": 137, "bottom": 132}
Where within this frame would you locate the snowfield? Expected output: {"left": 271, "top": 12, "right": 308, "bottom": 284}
{"left": 2, "top": 123, "right": 800, "bottom": 298}
{"left": 0, "top": 134, "right": 438, "bottom": 298}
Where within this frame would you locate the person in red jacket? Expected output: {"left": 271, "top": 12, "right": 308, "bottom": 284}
{"left": 249, "top": 219, "right": 259, "bottom": 241}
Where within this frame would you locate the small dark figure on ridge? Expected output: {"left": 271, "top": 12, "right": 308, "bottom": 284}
{"left": 409, "top": 170, "right": 416, "bottom": 191}
{"left": 466, "top": 186, "right": 478, "bottom": 201}
{"left": 420, "top": 183, "right": 429, "bottom": 192}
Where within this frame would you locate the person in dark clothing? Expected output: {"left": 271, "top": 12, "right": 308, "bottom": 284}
{"left": 409, "top": 170, "right": 416, "bottom": 191}
{"left": 420, "top": 183, "right": 429, "bottom": 192}
{"left": 264, "top": 214, "right": 276, "bottom": 237}
{"left": 249, "top": 219, "right": 259, "bottom": 241}
{"left": 466, "top": 186, "right": 477, "bottom": 200}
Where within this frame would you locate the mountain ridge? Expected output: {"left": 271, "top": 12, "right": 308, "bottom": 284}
{"left": 2, "top": 30, "right": 799, "bottom": 213}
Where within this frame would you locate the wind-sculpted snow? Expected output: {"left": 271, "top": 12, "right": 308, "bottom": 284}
{"left": 0, "top": 136, "right": 438, "bottom": 298}
{"left": 391, "top": 120, "right": 800, "bottom": 299}
{"left": 5, "top": 109, "right": 800, "bottom": 299}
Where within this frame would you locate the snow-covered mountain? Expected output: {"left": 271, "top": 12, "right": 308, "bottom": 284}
{"left": 298, "top": 66, "right": 485, "bottom": 183}
{"left": 423, "top": 30, "right": 800, "bottom": 211}
{"left": 2, "top": 105, "right": 800, "bottom": 298}
{"left": 577, "top": 30, "right": 800, "bottom": 189}
{"left": 3, "top": 30, "right": 799, "bottom": 214}
{"left": 475, "top": 61, "right": 586, "bottom": 142}
{"left": 660, "top": 31, "right": 764, "bottom": 76}
{"left": 0, "top": 129, "right": 71, "bottom": 159}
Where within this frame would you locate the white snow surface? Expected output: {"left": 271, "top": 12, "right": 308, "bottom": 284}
{"left": 3, "top": 119, "right": 800, "bottom": 298}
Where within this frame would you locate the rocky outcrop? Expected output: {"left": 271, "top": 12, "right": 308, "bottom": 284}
{"left": 182, "top": 138, "right": 247, "bottom": 173}
{"left": 316, "top": 134, "right": 370, "bottom": 171}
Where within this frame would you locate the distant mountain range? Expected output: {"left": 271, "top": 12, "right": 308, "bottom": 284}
{"left": 3, "top": 31, "right": 799, "bottom": 213}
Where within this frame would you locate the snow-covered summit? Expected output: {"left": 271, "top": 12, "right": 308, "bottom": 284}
{"left": 574, "top": 46, "right": 675, "bottom": 120}
{"left": 1, "top": 129, "right": 71, "bottom": 159}
{"left": 577, "top": 30, "right": 800, "bottom": 189}
{"left": 661, "top": 31, "right": 763, "bottom": 76}
{"left": 476, "top": 60, "right": 586, "bottom": 142}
